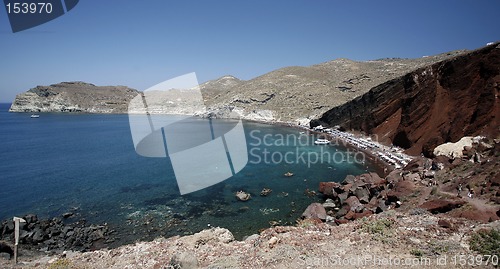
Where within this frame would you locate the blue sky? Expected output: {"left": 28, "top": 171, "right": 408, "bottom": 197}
{"left": 0, "top": 0, "right": 499, "bottom": 103}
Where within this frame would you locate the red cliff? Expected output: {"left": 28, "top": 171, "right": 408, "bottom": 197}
{"left": 312, "top": 43, "right": 500, "bottom": 156}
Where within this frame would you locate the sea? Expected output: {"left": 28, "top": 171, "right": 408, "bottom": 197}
{"left": 0, "top": 103, "right": 376, "bottom": 245}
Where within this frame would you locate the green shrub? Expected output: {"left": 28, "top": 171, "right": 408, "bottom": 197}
{"left": 410, "top": 249, "right": 423, "bottom": 257}
{"left": 469, "top": 229, "right": 500, "bottom": 258}
{"left": 48, "top": 258, "right": 72, "bottom": 269}
{"left": 360, "top": 218, "right": 394, "bottom": 243}
{"left": 361, "top": 218, "right": 393, "bottom": 236}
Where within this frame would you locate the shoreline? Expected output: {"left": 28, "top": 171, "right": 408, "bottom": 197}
{"left": 1, "top": 115, "right": 407, "bottom": 254}
{"left": 2, "top": 115, "right": 499, "bottom": 268}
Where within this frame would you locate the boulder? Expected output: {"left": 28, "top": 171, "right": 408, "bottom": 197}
{"left": 438, "top": 219, "right": 453, "bottom": 229}
{"left": 318, "top": 182, "right": 341, "bottom": 197}
{"left": 354, "top": 211, "right": 373, "bottom": 220}
{"left": 342, "top": 183, "right": 353, "bottom": 193}
{"left": 24, "top": 214, "right": 38, "bottom": 224}
{"left": 433, "top": 137, "right": 474, "bottom": 159}
{"left": 335, "top": 205, "right": 349, "bottom": 218}
{"left": 170, "top": 251, "right": 199, "bottom": 269}
{"left": 424, "top": 170, "right": 435, "bottom": 178}
{"left": 338, "top": 192, "right": 349, "bottom": 204}
{"left": 432, "top": 155, "right": 452, "bottom": 169}
{"left": 377, "top": 199, "right": 389, "bottom": 212}
{"left": 62, "top": 212, "right": 74, "bottom": 219}
{"left": 403, "top": 173, "right": 421, "bottom": 181}
{"left": 367, "top": 172, "right": 386, "bottom": 186}
{"left": 354, "top": 188, "right": 370, "bottom": 204}
{"left": 342, "top": 175, "right": 356, "bottom": 185}
{"left": 32, "top": 228, "right": 46, "bottom": 243}
{"left": 385, "top": 170, "right": 403, "bottom": 183}
{"left": 365, "top": 197, "right": 379, "bottom": 212}
{"left": 463, "top": 146, "right": 476, "bottom": 158}
{"left": 420, "top": 199, "right": 465, "bottom": 214}
{"left": 302, "top": 203, "right": 327, "bottom": 221}
{"left": 322, "top": 199, "right": 336, "bottom": 210}
{"left": 344, "top": 211, "right": 356, "bottom": 220}
{"left": 403, "top": 157, "right": 427, "bottom": 172}
{"left": 388, "top": 180, "right": 417, "bottom": 197}
{"left": 345, "top": 196, "right": 364, "bottom": 213}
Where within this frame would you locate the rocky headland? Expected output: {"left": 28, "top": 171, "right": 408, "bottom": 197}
{"left": 9, "top": 82, "right": 138, "bottom": 113}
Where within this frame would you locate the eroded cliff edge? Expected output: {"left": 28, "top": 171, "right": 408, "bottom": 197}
{"left": 311, "top": 43, "right": 500, "bottom": 156}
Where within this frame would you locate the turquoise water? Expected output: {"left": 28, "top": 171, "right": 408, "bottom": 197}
{"left": 0, "top": 103, "right": 374, "bottom": 244}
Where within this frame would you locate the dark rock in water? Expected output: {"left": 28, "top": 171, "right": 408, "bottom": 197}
{"left": 2, "top": 221, "right": 14, "bottom": 235}
{"left": 302, "top": 203, "right": 327, "bottom": 221}
{"left": 62, "top": 212, "right": 74, "bottom": 219}
{"left": 24, "top": 214, "right": 38, "bottom": 224}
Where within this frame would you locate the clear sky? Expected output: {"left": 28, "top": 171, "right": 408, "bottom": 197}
{"left": 0, "top": 0, "right": 499, "bottom": 103}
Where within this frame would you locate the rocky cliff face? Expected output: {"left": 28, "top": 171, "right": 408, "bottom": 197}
{"left": 312, "top": 43, "right": 500, "bottom": 156}
{"left": 9, "top": 82, "right": 139, "bottom": 113}
{"left": 200, "top": 51, "right": 466, "bottom": 123}
{"left": 9, "top": 49, "right": 466, "bottom": 120}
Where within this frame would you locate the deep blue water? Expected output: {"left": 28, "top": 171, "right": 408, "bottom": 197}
{"left": 0, "top": 103, "right": 374, "bottom": 244}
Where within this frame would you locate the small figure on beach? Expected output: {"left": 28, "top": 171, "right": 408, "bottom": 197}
{"left": 457, "top": 183, "right": 462, "bottom": 197}
{"left": 467, "top": 189, "right": 474, "bottom": 198}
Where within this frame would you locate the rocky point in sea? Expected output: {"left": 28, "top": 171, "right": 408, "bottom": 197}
{"left": 0, "top": 213, "right": 112, "bottom": 255}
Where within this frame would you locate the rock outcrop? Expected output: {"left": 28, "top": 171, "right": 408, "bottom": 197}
{"left": 316, "top": 172, "right": 400, "bottom": 222}
{"left": 0, "top": 214, "right": 111, "bottom": 253}
{"left": 9, "top": 82, "right": 139, "bottom": 113}
{"left": 311, "top": 43, "right": 500, "bottom": 156}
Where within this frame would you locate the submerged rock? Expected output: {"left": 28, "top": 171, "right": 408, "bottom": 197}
{"left": 260, "top": 188, "right": 272, "bottom": 196}
{"left": 235, "top": 191, "right": 251, "bottom": 201}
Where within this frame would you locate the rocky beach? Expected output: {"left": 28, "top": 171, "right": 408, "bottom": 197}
{"left": 2, "top": 43, "right": 499, "bottom": 268}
